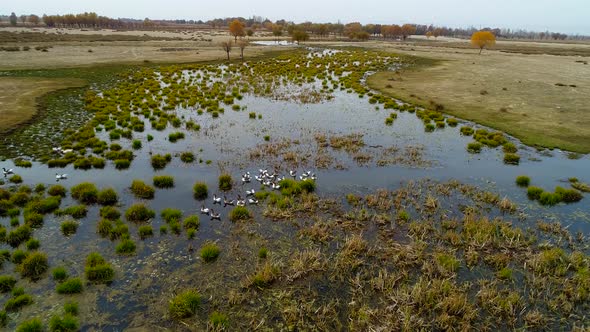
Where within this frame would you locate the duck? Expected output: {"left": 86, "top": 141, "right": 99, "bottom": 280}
{"left": 200, "top": 205, "right": 210, "bottom": 214}
{"left": 246, "top": 189, "right": 255, "bottom": 196}
{"left": 55, "top": 173, "right": 68, "bottom": 180}
{"left": 255, "top": 175, "right": 264, "bottom": 183}
{"left": 61, "top": 149, "right": 74, "bottom": 154}
{"left": 209, "top": 210, "right": 221, "bottom": 220}
{"left": 52, "top": 147, "right": 63, "bottom": 154}
{"left": 212, "top": 194, "right": 222, "bottom": 205}
{"left": 248, "top": 198, "right": 259, "bottom": 205}
{"left": 289, "top": 170, "right": 297, "bottom": 178}
{"left": 271, "top": 182, "right": 281, "bottom": 190}
{"left": 223, "top": 196, "right": 235, "bottom": 207}
{"left": 299, "top": 175, "right": 307, "bottom": 181}
{"left": 310, "top": 173, "right": 317, "bottom": 181}
{"left": 236, "top": 195, "right": 246, "bottom": 207}
{"left": 241, "top": 176, "right": 251, "bottom": 184}
{"left": 2, "top": 168, "right": 14, "bottom": 176}
{"left": 263, "top": 180, "right": 272, "bottom": 187}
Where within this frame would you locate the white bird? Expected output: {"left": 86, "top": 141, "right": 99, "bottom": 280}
{"left": 310, "top": 173, "right": 317, "bottom": 180}
{"left": 200, "top": 205, "right": 210, "bottom": 214}
{"left": 55, "top": 173, "right": 68, "bottom": 180}
{"left": 263, "top": 180, "right": 272, "bottom": 187}
{"left": 255, "top": 175, "right": 264, "bottom": 183}
{"left": 246, "top": 189, "right": 256, "bottom": 196}
{"left": 212, "top": 194, "right": 222, "bottom": 205}
{"left": 52, "top": 147, "right": 62, "bottom": 154}
{"left": 289, "top": 170, "right": 297, "bottom": 178}
{"left": 299, "top": 175, "right": 307, "bottom": 181}
{"left": 248, "top": 198, "right": 259, "bottom": 205}
{"left": 210, "top": 210, "right": 221, "bottom": 220}
{"left": 61, "top": 149, "right": 73, "bottom": 154}
{"left": 271, "top": 183, "right": 281, "bottom": 190}
{"left": 2, "top": 168, "right": 14, "bottom": 176}
{"left": 236, "top": 196, "right": 246, "bottom": 207}
{"left": 241, "top": 176, "right": 251, "bottom": 184}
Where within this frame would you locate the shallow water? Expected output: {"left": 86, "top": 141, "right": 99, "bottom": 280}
{"left": 0, "top": 49, "right": 589, "bottom": 329}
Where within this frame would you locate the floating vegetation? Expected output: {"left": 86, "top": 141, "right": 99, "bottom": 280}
{"left": 570, "top": 178, "right": 590, "bottom": 192}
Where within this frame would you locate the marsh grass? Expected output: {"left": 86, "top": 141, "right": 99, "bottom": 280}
{"left": 151, "top": 154, "right": 172, "bottom": 170}
{"left": 130, "top": 180, "right": 155, "bottom": 199}
{"left": 97, "top": 188, "right": 118, "bottom": 205}
{"left": 515, "top": 175, "right": 530, "bottom": 187}
{"left": 153, "top": 175, "right": 175, "bottom": 188}
{"left": 56, "top": 278, "right": 83, "bottom": 294}
{"left": 70, "top": 182, "right": 98, "bottom": 204}
{"left": 115, "top": 238, "right": 136, "bottom": 255}
{"left": 218, "top": 174, "right": 232, "bottom": 191}
{"left": 138, "top": 225, "right": 153, "bottom": 239}
{"left": 52, "top": 267, "right": 68, "bottom": 281}
{"left": 193, "top": 182, "right": 208, "bottom": 199}
{"left": 180, "top": 152, "right": 195, "bottom": 163}
{"left": 19, "top": 252, "right": 48, "bottom": 280}
{"left": 229, "top": 206, "right": 252, "bottom": 222}
{"left": 161, "top": 208, "right": 182, "bottom": 223}
{"left": 169, "top": 289, "right": 201, "bottom": 319}
{"left": 200, "top": 242, "right": 220, "bottom": 263}
{"left": 49, "top": 313, "right": 79, "bottom": 332}
{"left": 85, "top": 252, "right": 114, "bottom": 284}
{"left": 15, "top": 317, "right": 42, "bottom": 331}
{"left": 125, "top": 204, "right": 155, "bottom": 223}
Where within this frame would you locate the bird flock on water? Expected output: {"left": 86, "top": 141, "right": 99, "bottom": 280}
{"left": 201, "top": 168, "right": 317, "bottom": 221}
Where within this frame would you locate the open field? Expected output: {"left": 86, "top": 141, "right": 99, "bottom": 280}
{"left": 0, "top": 27, "right": 286, "bottom": 70}
{"left": 0, "top": 77, "right": 86, "bottom": 132}
{"left": 346, "top": 40, "right": 590, "bottom": 153}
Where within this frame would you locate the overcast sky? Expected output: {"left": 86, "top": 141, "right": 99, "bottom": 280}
{"left": 6, "top": 0, "right": 589, "bottom": 35}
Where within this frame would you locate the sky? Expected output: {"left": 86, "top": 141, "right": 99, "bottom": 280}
{"left": 6, "top": 0, "right": 590, "bottom": 35}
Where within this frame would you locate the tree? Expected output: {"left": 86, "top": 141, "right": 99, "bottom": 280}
{"left": 291, "top": 30, "right": 309, "bottom": 44}
{"left": 9, "top": 12, "right": 17, "bottom": 26}
{"left": 29, "top": 14, "right": 40, "bottom": 26}
{"left": 272, "top": 24, "right": 283, "bottom": 42}
{"left": 401, "top": 24, "right": 416, "bottom": 40}
{"left": 426, "top": 31, "right": 433, "bottom": 39}
{"left": 237, "top": 40, "right": 248, "bottom": 60}
{"left": 20, "top": 15, "right": 27, "bottom": 25}
{"left": 471, "top": 31, "right": 496, "bottom": 54}
{"left": 221, "top": 40, "right": 232, "bottom": 61}
{"left": 229, "top": 19, "right": 245, "bottom": 42}
{"left": 246, "top": 29, "right": 254, "bottom": 38}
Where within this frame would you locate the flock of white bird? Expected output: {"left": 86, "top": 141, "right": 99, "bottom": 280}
{"left": 200, "top": 168, "right": 317, "bottom": 221}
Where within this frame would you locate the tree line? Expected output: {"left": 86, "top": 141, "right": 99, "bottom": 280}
{"left": 1, "top": 11, "right": 585, "bottom": 40}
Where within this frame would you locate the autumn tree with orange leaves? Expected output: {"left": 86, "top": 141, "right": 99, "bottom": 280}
{"left": 229, "top": 19, "right": 245, "bottom": 42}
{"left": 471, "top": 31, "right": 496, "bottom": 54}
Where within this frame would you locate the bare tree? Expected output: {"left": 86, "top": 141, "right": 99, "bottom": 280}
{"left": 237, "top": 40, "right": 248, "bottom": 60}
{"left": 220, "top": 40, "right": 232, "bottom": 61}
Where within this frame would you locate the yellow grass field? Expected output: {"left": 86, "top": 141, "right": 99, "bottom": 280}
{"left": 0, "top": 77, "right": 86, "bottom": 132}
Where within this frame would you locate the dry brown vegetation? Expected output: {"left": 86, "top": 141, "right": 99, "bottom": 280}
{"left": 0, "top": 77, "right": 86, "bottom": 132}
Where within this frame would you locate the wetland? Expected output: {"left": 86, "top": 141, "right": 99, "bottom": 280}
{"left": 0, "top": 47, "right": 589, "bottom": 331}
